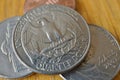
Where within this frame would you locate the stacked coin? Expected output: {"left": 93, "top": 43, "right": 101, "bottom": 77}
{"left": 13, "top": 4, "right": 90, "bottom": 74}
{"left": 24, "top": 0, "right": 76, "bottom": 12}
{"left": 61, "top": 25, "right": 120, "bottom": 80}
{"left": 0, "top": 4, "right": 120, "bottom": 80}
{"left": 0, "top": 17, "right": 32, "bottom": 78}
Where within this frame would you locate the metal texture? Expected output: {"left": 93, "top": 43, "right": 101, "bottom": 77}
{"left": 60, "top": 24, "right": 120, "bottom": 80}
{"left": 13, "top": 5, "right": 90, "bottom": 74}
{"left": 24, "top": 0, "right": 76, "bottom": 13}
{"left": 0, "top": 17, "right": 32, "bottom": 78}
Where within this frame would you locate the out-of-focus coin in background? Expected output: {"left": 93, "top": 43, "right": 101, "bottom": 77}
{"left": 60, "top": 24, "right": 120, "bottom": 80}
{"left": 0, "top": 17, "right": 32, "bottom": 78}
{"left": 24, "top": 0, "right": 76, "bottom": 13}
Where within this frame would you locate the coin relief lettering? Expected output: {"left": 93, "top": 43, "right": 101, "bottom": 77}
{"left": 15, "top": 18, "right": 27, "bottom": 48}
{"left": 98, "top": 50, "right": 118, "bottom": 69}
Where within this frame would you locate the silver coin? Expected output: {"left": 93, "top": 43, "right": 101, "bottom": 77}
{"left": 13, "top": 5, "right": 90, "bottom": 74}
{"left": 0, "top": 17, "right": 32, "bottom": 78}
{"left": 60, "top": 24, "right": 120, "bottom": 80}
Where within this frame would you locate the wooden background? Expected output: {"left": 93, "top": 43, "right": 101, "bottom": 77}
{"left": 0, "top": 0, "right": 120, "bottom": 80}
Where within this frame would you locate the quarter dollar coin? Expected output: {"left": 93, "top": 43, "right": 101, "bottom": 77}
{"left": 0, "top": 17, "right": 32, "bottom": 78}
{"left": 60, "top": 24, "right": 120, "bottom": 80}
{"left": 13, "top": 5, "right": 90, "bottom": 74}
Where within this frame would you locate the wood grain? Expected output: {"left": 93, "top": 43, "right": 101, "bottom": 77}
{"left": 0, "top": 0, "right": 120, "bottom": 80}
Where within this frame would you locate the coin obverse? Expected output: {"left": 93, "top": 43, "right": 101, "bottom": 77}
{"left": 60, "top": 25, "right": 120, "bottom": 80}
{"left": 0, "top": 17, "right": 32, "bottom": 78}
{"left": 13, "top": 5, "right": 90, "bottom": 74}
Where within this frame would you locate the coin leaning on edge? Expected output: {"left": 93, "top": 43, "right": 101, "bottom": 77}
{"left": 60, "top": 24, "right": 120, "bottom": 80}
{"left": 12, "top": 4, "right": 91, "bottom": 74}
{"left": 0, "top": 16, "right": 32, "bottom": 78}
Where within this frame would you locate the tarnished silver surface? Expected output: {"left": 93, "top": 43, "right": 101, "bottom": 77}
{"left": 60, "top": 25, "right": 120, "bottom": 80}
{"left": 13, "top": 5, "right": 90, "bottom": 74}
{"left": 0, "top": 17, "right": 32, "bottom": 78}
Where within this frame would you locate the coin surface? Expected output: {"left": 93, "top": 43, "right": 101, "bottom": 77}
{"left": 0, "top": 17, "right": 32, "bottom": 78}
{"left": 24, "top": 0, "right": 76, "bottom": 13}
{"left": 13, "top": 5, "right": 90, "bottom": 74}
{"left": 60, "top": 24, "right": 120, "bottom": 80}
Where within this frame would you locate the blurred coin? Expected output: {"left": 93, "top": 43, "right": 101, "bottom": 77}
{"left": 13, "top": 5, "right": 90, "bottom": 74}
{"left": 60, "top": 24, "right": 120, "bottom": 80}
{"left": 0, "top": 17, "right": 32, "bottom": 78}
{"left": 24, "top": 0, "right": 76, "bottom": 13}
